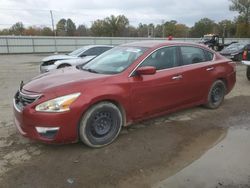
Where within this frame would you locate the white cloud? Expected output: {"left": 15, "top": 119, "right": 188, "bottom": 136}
{"left": 0, "top": 0, "right": 239, "bottom": 28}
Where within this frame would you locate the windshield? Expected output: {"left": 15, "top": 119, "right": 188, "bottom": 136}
{"left": 81, "top": 46, "right": 148, "bottom": 74}
{"left": 68, "top": 47, "right": 88, "bottom": 57}
{"left": 225, "top": 43, "right": 245, "bottom": 51}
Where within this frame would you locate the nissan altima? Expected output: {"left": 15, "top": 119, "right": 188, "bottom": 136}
{"left": 13, "top": 41, "right": 236, "bottom": 148}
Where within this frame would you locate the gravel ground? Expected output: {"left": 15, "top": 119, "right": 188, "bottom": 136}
{"left": 0, "top": 54, "right": 249, "bottom": 188}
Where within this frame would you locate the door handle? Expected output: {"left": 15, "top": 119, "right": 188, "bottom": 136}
{"left": 172, "top": 75, "right": 183, "bottom": 80}
{"left": 206, "top": 67, "right": 215, "bottom": 71}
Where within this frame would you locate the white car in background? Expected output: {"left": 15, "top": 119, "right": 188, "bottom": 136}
{"left": 40, "top": 45, "right": 113, "bottom": 73}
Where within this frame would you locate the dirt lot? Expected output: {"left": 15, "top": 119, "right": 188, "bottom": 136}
{"left": 0, "top": 54, "right": 250, "bottom": 188}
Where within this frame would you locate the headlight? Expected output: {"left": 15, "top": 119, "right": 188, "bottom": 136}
{"left": 35, "top": 93, "right": 81, "bottom": 112}
{"left": 42, "top": 60, "right": 56, "bottom": 66}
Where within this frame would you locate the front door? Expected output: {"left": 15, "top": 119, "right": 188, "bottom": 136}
{"left": 129, "top": 46, "right": 185, "bottom": 119}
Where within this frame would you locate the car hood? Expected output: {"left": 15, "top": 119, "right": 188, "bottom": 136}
{"left": 23, "top": 67, "right": 109, "bottom": 93}
{"left": 42, "top": 54, "right": 77, "bottom": 62}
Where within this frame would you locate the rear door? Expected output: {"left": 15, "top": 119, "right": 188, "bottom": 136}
{"left": 179, "top": 46, "right": 215, "bottom": 104}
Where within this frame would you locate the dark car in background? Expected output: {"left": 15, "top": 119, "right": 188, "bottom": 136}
{"left": 220, "top": 42, "right": 249, "bottom": 61}
{"left": 241, "top": 44, "right": 250, "bottom": 80}
{"left": 40, "top": 45, "right": 113, "bottom": 73}
{"left": 13, "top": 41, "right": 236, "bottom": 148}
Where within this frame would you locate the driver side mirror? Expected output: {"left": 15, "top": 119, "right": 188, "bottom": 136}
{"left": 136, "top": 66, "right": 156, "bottom": 75}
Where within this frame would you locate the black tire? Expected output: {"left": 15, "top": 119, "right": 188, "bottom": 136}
{"left": 205, "top": 80, "right": 226, "bottom": 109}
{"left": 57, "top": 64, "right": 71, "bottom": 69}
{"left": 79, "top": 102, "right": 123, "bottom": 148}
{"left": 247, "top": 66, "right": 250, "bottom": 81}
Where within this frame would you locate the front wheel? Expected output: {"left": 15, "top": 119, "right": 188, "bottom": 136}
{"left": 247, "top": 66, "right": 250, "bottom": 81}
{"left": 79, "top": 102, "right": 123, "bottom": 148}
{"left": 205, "top": 80, "right": 226, "bottom": 109}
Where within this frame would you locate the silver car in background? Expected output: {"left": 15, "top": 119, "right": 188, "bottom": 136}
{"left": 40, "top": 45, "right": 113, "bottom": 73}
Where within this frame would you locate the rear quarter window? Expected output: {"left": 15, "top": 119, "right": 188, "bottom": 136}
{"left": 204, "top": 50, "right": 214, "bottom": 61}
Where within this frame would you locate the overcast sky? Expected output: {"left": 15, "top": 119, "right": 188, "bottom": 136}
{"left": 0, "top": 0, "right": 239, "bottom": 29}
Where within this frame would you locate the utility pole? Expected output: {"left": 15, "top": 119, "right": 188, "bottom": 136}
{"left": 222, "top": 24, "right": 226, "bottom": 45}
{"left": 50, "top": 10, "right": 58, "bottom": 53}
{"left": 162, "top": 20, "right": 165, "bottom": 38}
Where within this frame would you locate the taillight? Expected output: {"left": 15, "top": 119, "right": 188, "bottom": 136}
{"left": 243, "top": 50, "right": 248, "bottom": 60}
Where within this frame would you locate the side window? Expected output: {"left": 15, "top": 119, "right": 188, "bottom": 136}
{"left": 180, "top": 46, "right": 206, "bottom": 65}
{"left": 139, "top": 47, "right": 178, "bottom": 70}
{"left": 81, "top": 47, "right": 99, "bottom": 56}
{"left": 204, "top": 50, "right": 214, "bottom": 61}
{"left": 98, "top": 47, "right": 112, "bottom": 55}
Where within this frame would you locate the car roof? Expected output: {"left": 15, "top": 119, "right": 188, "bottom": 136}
{"left": 83, "top": 45, "right": 114, "bottom": 49}
{"left": 120, "top": 40, "right": 207, "bottom": 49}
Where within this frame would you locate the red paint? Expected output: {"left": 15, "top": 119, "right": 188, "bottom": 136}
{"left": 136, "top": 66, "right": 156, "bottom": 75}
{"left": 243, "top": 50, "right": 248, "bottom": 60}
{"left": 13, "top": 41, "right": 236, "bottom": 144}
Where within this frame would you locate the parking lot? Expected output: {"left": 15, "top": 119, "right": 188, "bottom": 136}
{"left": 0, "top": 54, "right": 250, "bottom": 188}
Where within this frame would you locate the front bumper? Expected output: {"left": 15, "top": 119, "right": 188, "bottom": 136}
{"left": 40, "top": 64, "right": 57, "bottom": 73}
{"left": 13, "top": 98, "right": 84, "bottom": 144}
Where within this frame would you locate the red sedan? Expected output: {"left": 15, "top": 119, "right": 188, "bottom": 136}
{"left": 13, "top": 41, "right": 236, "bottom": 147}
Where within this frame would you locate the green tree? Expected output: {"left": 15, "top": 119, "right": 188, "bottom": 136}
{"left": 164, "top": 20, "right": 177, "bottom": 36}
{"left": 217, "top": 20, "right": 236, "bottom": 37}
{"left": 66, "top": 19, "right": 76, "bottom": 36}
{"left": 154, "top": 24, "right": 164, "bottom": 37}
{"left": 56, "top": 19, "right": 67, "bottom": 36}
{"left": 41, "top": 27, "right": 54, "bottom": 36}
{"left": 91, "top": 15, "right": 129, "bottom": 37}
{"left": 123, "top": 26, "right": 138, "bottom": 37}
{"left": 230, "top": 0, "right": 250, "bottom": 24}
{"left": 190, "top": 18, "right": 217, "bottom": 37}
{"left": 75, "top": 25, "right": 89, "bottom": 36}
{"left": 104, "top": 15, "right": 129, "bottom": 37}
{"left": 229, "top": 0, "right": 250, "bottom": 37}
{"left": 137, "top": 23, "right": 149, "bottom": 37}
{"left": 175, "top": 24, "right": 190, "bottom": 37}
{"left": 0, "top": 29, "right": 10, "bottom": 35}
{"left": 23, "top": 26, "right": 40, "bottom": 35}
{"left": 10, "top": 22, "right": 24, "bottom": 35}
{"left": 91, "top": 19, "right": 107, "bottom": 36}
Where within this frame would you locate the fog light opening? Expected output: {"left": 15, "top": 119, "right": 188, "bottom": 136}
{"left": 35, "top": 127, "right": 60, "bottom": 139}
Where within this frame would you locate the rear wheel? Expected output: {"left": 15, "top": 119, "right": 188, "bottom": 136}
{"left": 79, "top": 102, "right": 123, "bottom": 148}
{"left": 205, "top": 80, "right": 226, "bottom": 109}
{"left": 57, "top": 64, "right": 71, "bottom": 69}
{"left": 247, "top": 66, "right": 250, "bottom": 81}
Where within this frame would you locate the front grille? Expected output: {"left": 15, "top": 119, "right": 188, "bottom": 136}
{"left": 14, "top": 91, "right": 41, "bottom": 111}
